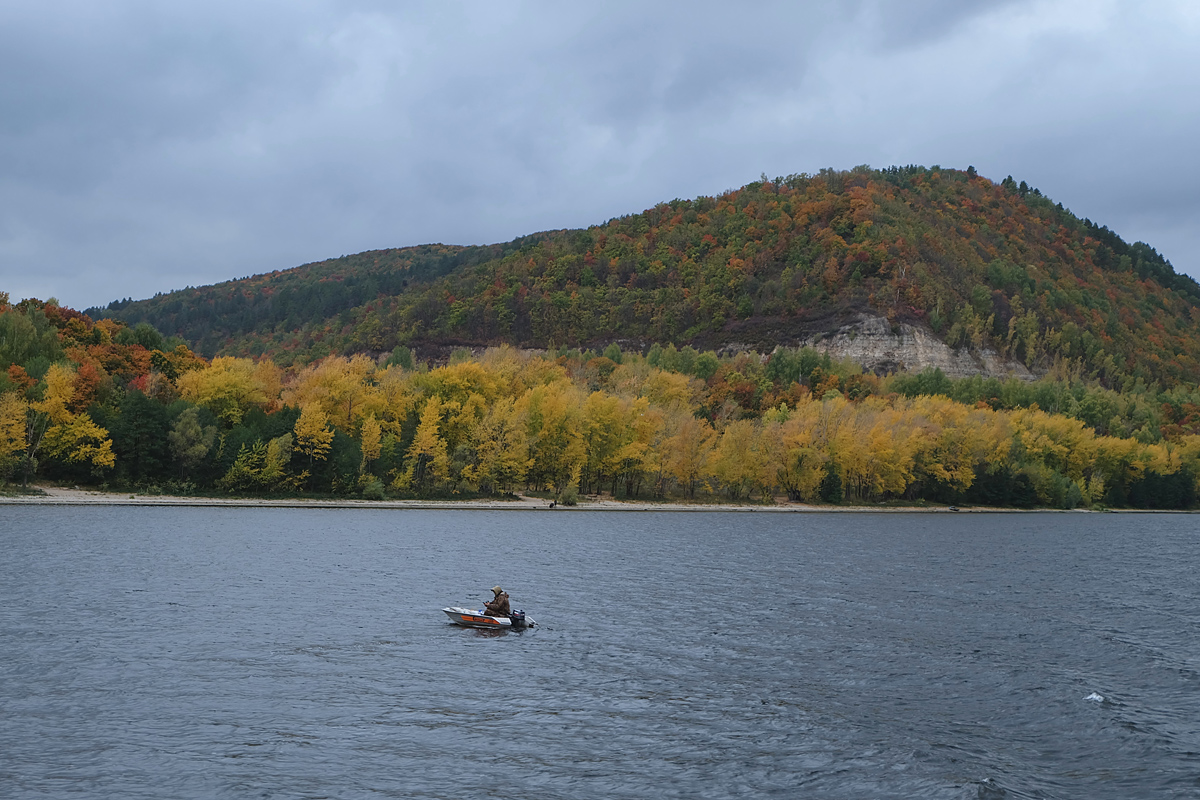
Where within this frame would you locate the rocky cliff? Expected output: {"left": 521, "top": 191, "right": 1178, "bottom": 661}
{"left": 801, "top": 314, "right": 1037, "bottom": 380}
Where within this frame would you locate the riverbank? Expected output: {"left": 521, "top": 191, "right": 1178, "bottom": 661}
{"left": 0, "top": 484, "right": 1115, "bottom": 512}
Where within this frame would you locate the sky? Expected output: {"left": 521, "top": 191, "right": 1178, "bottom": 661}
{"left": 1, "top": 0, "right": 1197, "bottom": 311}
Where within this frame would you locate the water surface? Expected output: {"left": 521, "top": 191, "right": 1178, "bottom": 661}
{"left": 1, "top": 508, "right": 1197, "bottom": 798}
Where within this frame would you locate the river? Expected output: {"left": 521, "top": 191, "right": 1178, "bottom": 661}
{"left": 1, "top": 507, "right": 1197, "bottom": 798}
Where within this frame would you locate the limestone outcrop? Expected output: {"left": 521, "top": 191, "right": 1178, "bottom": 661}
{"left": 799, "top": 314, "right": 1037, "bottom": 380}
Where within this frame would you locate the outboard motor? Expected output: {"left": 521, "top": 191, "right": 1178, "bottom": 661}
{"left": 509, "top": 610, "right": 527, "bottom": 627}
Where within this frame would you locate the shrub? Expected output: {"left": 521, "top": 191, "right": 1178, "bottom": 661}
{"left": 362, "top": 477, "right": 386, "bottom": 501}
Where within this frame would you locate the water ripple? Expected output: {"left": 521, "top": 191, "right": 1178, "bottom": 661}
{"left": 2, "top": 507, "right": 1197, "bottom": 798}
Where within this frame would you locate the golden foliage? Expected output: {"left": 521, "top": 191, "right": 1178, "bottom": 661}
{"left": 293, "top": 405, "right": 334, "bottom": 464}
{"left": 42, "top": 413, "right": 115, "bottom": 471}
{"left": 0, "top": 392, "right": 27, "bottom": 478}
{"left": 177, "top": 357, "right": 272, "bottom": 425}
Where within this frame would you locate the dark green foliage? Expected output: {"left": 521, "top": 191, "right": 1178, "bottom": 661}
{"left": 964, "top": 468, "right": 1038, "bottom": 508}
{"left": 818, "top": 463, "right": 843, "bottom": 503}
{"left": 1126, "top": 467, "right": 1197, "bottom": 510}
{"left": 89, "top": 240, "right": 545, "bottom": 359}
{"left": 114, "top": 322, "right": 164, "bottom": 352}
{"left": 104, "top": 390, "right": 172, "bottom": 484}
{"left": 306, "top": 429, "right": 360, "bottom": 494}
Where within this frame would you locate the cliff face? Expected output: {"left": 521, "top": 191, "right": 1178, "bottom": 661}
{"left": 801, "top": 314, "right": 1037, "bottom": 380}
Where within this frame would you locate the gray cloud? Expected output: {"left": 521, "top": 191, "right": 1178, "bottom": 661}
{"left": 0, "top": 0, "right": 1196, "bottom": 310}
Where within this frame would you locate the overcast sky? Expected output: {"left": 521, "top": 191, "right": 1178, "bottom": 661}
{"left": 1, "top": 0, "right": 1197, "bottom": 310}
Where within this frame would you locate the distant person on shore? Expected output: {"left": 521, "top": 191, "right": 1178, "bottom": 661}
{"left": 485, "top": 586, "right": 511, "bottom": 617}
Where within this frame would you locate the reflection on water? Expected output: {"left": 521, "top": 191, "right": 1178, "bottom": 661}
{"left": 1, "top": 507, "right": 1198, "bottom": 799}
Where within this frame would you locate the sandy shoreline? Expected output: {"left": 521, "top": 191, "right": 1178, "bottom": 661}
{"left": 0, "top": 485, "right": 1110, "bottom": 512}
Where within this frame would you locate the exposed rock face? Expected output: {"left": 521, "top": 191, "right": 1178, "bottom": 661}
{"left": 800, "top": 314, "right": 1037, "bottom": 380}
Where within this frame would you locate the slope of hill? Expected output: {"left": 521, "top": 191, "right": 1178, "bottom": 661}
{"left": 92, "top": 237, "right": 552, "bottom": 359}
{"left": 94, "top": 166, "right": 1200, "bottom": 388}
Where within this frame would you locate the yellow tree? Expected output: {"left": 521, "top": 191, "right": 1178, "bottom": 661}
{"left": 610, "top": 398, "right": 661, "bottom": 498}
{"left": 764, "top": 402, "right": 829, "bottom": 502}
{"left": 218, "top": 441, "right": 270, "bottom": 492}
{"left": 829, "top": 399, "right": 913, "bottom": 501}
{"left": 606, "top": 360, "right": 654, "bottom": 399}
{"left": 22, "top": 364, "right": 115, "bottom": 483}
{"left": 1092, "top": 434, "right": 1153, "bottom": 496}
{"left": 580, "top": 391, "right": 625, "bottom": 494}
{"left": 476, "top": 345, "right": 546, "bottom": 396}
{"left": 922, "top": 398, "right": 1012, "bottom": 497}
{"left": 796, "top": 394, "right": 856, "bottom": 501}
{"left": 861, "top": 405, "right": 914, "bottom": 499}
{"left": 375, "top": 365, "right": 418, "bottom": 438}
{"left": 967, "top": 404, "right": 1014, "bottom": 476}
{"left": 667, "top": 414, "right": 716, "bottom": 499}
{"left": 645, "top": 404, "right": 690, "bottom": 498}
{"left": 0, "top": 392, "right": 28, "bottom": 481}
{"left": 41, "top": 413, "right": 116, "bottom": 473}
{"left": 37, "top": 363, "right": 76, "bottom": 424}
{"left": 359, "top": 414, "right": 382, "bottom": 476}
{"left": 177, "top": 356, "right": 273, "bottom": 426}
{"left": 640, "top": 369, "right": 701, "bottom": 409}
{"left": 710, "top": 419, "right": 767, "bottom": 501}
{"left": 1012, "top": 408, "right": 1096, "bottom": 482}
{"left": 464, "top": 396, "right": 530, "bottom": 494}
{"left": 439, "top": 392, "right": 488, "bottom": 456}
{"left": 264, "top": 433, "right": 295, "bottom": 486}
{"left": 519, "top": 381, "right": 584, "bottom": 497}
{"left": 293, "top": 405, "right": 334, "bottom": 475}
{"left": 396, "top": 396, "right": 449, "bottom": 494}
{"left": 421, "top": 360, "right": 503, "bottom": 408}
{"left": 286, "top": 355, "right": 378, "bottom": 433}
{"left": 829, "top": 408, "right": 869, "bottom": 500}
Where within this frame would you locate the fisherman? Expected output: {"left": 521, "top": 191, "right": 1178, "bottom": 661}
{"left": 484, "top": 585, "right": 511, "bottom": 618}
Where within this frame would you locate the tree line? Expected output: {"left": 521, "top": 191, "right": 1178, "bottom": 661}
{"left": 3, "top": 295, "right": 1197, "bottom": 509}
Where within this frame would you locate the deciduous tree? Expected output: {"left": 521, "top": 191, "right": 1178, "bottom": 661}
{"left": 0, "top": 392, "right": 26, "bottom": 480}
{"left": 177, "top": 357, "right": 273, "bottom": 426}
{"left": 169, "top": 406, "right": 216, "bottom": 480}
{"left": 293, "top": 405, "right": 334, "bottom": 472}
{"left": 396, "top": 396, "right": 449, "bottom": 494}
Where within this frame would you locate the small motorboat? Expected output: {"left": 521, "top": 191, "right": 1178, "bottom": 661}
{"left": 442, "top": 606, "right": 534, "bottom": 629}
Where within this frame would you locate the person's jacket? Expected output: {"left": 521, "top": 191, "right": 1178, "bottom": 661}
{"left": 485, "top": 592, "right": 511, "bottom": 617}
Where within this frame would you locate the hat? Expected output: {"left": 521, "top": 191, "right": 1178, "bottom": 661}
{"left": 492, "top": 585, "right": 503, "bottom": 595}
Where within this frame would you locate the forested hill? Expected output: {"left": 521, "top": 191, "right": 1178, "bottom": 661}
{"left": 92, "top": 237, "right": 554, "bottom": 359}
{"left": 94, "top": 165, "right": 1200, "bottom": 388}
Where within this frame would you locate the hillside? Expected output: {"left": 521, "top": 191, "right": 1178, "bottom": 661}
{"left": 93, "top": 238, "right": 551, "bottom": 360}
{"left": 94, "top": 166, "right": 1200, "bottom": 388}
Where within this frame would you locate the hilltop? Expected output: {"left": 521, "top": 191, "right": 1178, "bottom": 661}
{"left": 93, "top": 166, "right": 1200, "bottom": 389}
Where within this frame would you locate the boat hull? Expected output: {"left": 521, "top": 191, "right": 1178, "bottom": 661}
{"left": 442, "top": 607, "right": 533, "bottom": 629}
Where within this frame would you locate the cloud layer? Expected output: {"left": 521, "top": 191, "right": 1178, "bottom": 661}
{"left": 1, "top": 0, "right": 1196, "bottom": 309}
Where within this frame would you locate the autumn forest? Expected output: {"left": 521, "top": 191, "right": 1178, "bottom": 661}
{"left": 5, "top": 166, "right": 1200, "bottom": 508}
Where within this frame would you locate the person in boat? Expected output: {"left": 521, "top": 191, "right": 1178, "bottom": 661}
{"left": 484, "top": 585, "right": 511, "bottom": 618}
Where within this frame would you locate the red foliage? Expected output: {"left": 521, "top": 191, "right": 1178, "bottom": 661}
{"left": 70, "top": 362, "right": 105, "bottom": 412}
{"left": 7, "top": 364, "right": 35, "bottom": 391}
